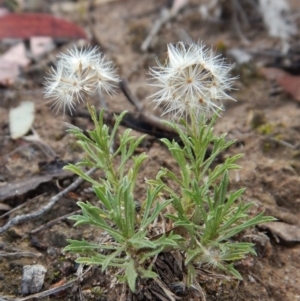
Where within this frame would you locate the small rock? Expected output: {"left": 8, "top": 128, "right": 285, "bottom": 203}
{"left": 47, "top": 246, "right": 59, "bottom": 257}
{"left": 58, "top": 260, "right": 74, "bottom": 275}
{"left": 21, "top": 264, "right": 47, "bottom": 295}
{"left": 47, "top": 231, "right": 68, "bottom": 248}
{"left": 228, "top": 48, "right": 252, "bottom": 64}
{"left": 6, "top": 227, "right": 23, "bottom": 241}
{"left": 259, "top": 222, "right": 300, "bottom": 244}
{"left": 30, "top": 235, "right": 48, "bottom": 250}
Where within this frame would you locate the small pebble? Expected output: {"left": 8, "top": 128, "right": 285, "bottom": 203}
{"left": 21, "top": 264, "right": 47, "bottom": 295}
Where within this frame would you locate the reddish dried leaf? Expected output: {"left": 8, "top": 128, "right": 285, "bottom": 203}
{"left": 49, "top": 278, "right": 67, "bottom": 297}
{"left": 67, "top": 191, "right": 80, "bottom": 199}
{"left": 50, "top": 278, "right": 66, "bottom": 289}
{"left": 260, "top": 67, "right": 287, "bottom": 81}
{"left": 277, "top": 74, "right": 300, "bottom": 102}
{"left": 0, "top": 13, "right": 87, "bottom": 39}
{"left": 260, "top": 67, "right": 300, "bottom": 102}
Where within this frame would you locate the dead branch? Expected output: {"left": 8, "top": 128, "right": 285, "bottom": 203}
{"left": 231, "top": 0, "right": 250, "bottom": 45}
{"left": 119, "top": 79, "right": 176, "bottom": 133}
{"left": 141, "top": 0, "right": 188, "bottom": 52}
{"left": 0, "top": 251, "right": 42, "bottom": 258}
{"left": 0, "top": 193, "right": 46, "bottom": 220}
{"left": 0, "top": 167, "right": 97, "bottom": 235}
{"left": 30, "top": 209, "right": 81, "bottom": 234}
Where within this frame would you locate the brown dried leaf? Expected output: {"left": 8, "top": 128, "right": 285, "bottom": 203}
{"left": 0, "top": 43, "right": 30, "bottom": 85}
{"left": 0, "top": 175, "right": 52, "bottom": 201}
{"left": 0, "top": 203, "right": 12, "bottom": 211}
{"left": 49, "top": 278, "right": 67, "bottom": 297}
{"left": 0, "top": 169, "right": 71, "bottom": 201}
{"left": 0, "top": 58, "right": 19, "bottom": 85}
{"left": 30, "top": 37, "right": 55, "bottom": 59}
{"left": 260, "top": 67, "right": 300, "bottom": 102}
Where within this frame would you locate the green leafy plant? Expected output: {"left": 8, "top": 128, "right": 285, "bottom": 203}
{"left": 149, "top": 116, "right": 271, "bottom": 282}
{"left": 63, "top": 108, "right": 183, "bottom": 291}
{"left": 44, "top": 42, "right": 275, "bottom": 293}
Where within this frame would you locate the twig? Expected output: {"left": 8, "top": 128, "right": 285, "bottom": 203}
{"left": 0, "top": 144, "right": 29, "bottom": 167}
{"left": 0, "top": 132, "right": 56, "bottom": 166}
{"left": 141, "top": 8, "right": 169, "bottom": 52}
{"left": 263, "top": 136, "right": 296, "bottom": 149}
{"left": 120, "top": 79, "right": 143, "bottom": 112}
{"left": 0, "top": 193, "right": 46, "bottom": 220}
{"left": 191, "top": 280, "right": 207, "bottom": 301}
{"left": 231, "top": 0, "right": 250, "bottom": 28}
{"left": 23, "top": 128, "right": 57, "bottom": 158}
{"left": 153, "top": 278, "right": 180, "bottom": 301}
{"left": 0, "top": 167, "right": 97, "bottom": 235}
{"left": 141, "top": 0, "right": 188, "bottom": 52}
{"left": 0, "top": 251, "right": 42, "bottom": 258}
{"left": 231, "top": 2, "right": 250, "bottom": 45}
{"left": 228, "top": 130, "right": 297, "bottom": 150}
{"left": 30, "top": 209, "right": 81, "bottom": 234}
{"left": 248, "top": 272, "right": 272, "bottom": 296}
{"left": 120, "top": 283, "right": 127, "bottom": 301}
{"left": 119, "top": 79, "right": 176, "bottom": 133}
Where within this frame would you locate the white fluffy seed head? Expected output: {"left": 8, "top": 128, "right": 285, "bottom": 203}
{"left": 149, "top": 42, "right": 236, "bottom": 120}
{"left": 199, "top": 246, "right": 223, "bottom": 269}
{"left": 44, "top": 46, "right": 119, "bottom": 115}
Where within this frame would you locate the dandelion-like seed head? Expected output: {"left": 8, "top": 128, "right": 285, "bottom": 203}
{"left": 44, "top": 46, "right": 119, "bottom": 115}
{"left": 199, "top": 246, "right": 223, "bottom": 269}
{"left": 149, "top": 42, "right": 236, "bottom": 120}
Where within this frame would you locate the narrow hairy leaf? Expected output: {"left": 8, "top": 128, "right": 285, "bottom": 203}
{"left": 126, "top": 259, "right": 138, "bottom": 292}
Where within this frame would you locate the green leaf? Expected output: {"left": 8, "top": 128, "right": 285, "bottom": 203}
{"left": 139, "top": 268, "right": 158, "bottom": 279}
{"left": 64, "top": 165, "right": 99, "bottom": 186}
{"left": 109, "top": 111, "right": 128, "bottom": 147}
{"left": 76, "top": 255, "right": 126, "bottom": 267}
{"left": 63, "top": 239, "right": 116, "bottom": 253}
{"left": 140, "top": 185, "right": 163, "bottom": 227}
{"left": 223, "top": 188, "right": 246, "bottom": 213}
{"left": 226, "top": 263, "right": 243, "bottom": 280}
{"left": 122, "top": 179, "right": 135, "bottom": 238}
{"left": 141, "top": 195, "right": 172, "bottom": 230}
{"left": 102, "top": 246, "right": 125, "bottom": 271}
{"left": 130, "top": 153, "right": 148, "bottom": 191}
{"left": 186, "top": 263, "right": 196, "bottom": 288}
{"left": 140, "top": 245, "right": 165, "bottom": 261}
{"left": 154, "top": 233, "right": 182, "bottom": 248}
{"left": 186, "top": 247, "right": 202, "bottom": 264}
{"left": 128, "top": 237, "right": 156, "bottom": 249}
{"left": 219, "top": 212, "right": 275, "bottom": 241}
{"left": 126, "top": 258, "right": 138, "bottom": 292}
{"left": 93, "top": 185, "right": 113, "bottom": 211}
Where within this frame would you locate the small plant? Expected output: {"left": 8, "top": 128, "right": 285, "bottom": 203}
{"left": 44, "top": 42, "right": 274, "bottom": 294}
